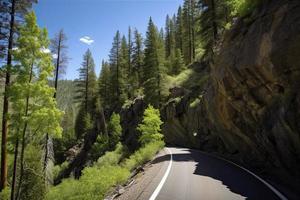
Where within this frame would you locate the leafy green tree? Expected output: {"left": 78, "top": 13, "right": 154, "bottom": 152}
{"left": 137, "top": 105, "right": 163, "bottom": 145}
{"left": 107, "top": 113, "right": 122, "bottom": 149}
{"left": 143, "top": 18, "right": 165, "bottom": 108}
{"left": 9, "top": 12, "right": 63, "bottom": 199}
{"left": 0, "top": 0, "right": 37, "bottom": 191}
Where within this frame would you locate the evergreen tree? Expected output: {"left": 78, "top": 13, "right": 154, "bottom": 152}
{"left": 120, "top": 35, "right": 130, "bottom": 98}
{"left": 143, "top": 18, "right": 165, "bottom": 108}
{"left": 109, "top": 31, "right": 127, "bottom": 111}
{"left": 0, "top": 0, "right": 37, "bottom": 191}
{"left": 127, "top": 26, "right": 133, "bottom": 76}
{"left": 172, "top": 48, "right": 185, "bottom": 75}
{"left": 182, "top": 0, "right": 198, "bottom": 64}
{"left": 98, "top": 60, "right": 111, "bottom": 109}
{"left": 75, "top": 49, "right": 97, "bottom": 115}
{"left": 165, "top": 15, "right": 176, "bottom": 59}
{"left": 9, "top": 12, "right": 63, "bottom": 199}
{"left": 175, "top": 6, "right": 184, "bottom": 53}
{"left": 199, "top": 0, "right": 230, "bottom": 59}
{"left": 132, "top": 29, "right": 144, "bottom": 88}
{"left": 74, "top": 49, "right": 97, "bottom": 140}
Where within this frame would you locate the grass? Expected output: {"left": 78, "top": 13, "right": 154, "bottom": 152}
{"left": 46, "top": 141, "right": 164, "bottom": 200}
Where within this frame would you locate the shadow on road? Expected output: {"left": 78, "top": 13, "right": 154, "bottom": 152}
{"left": 151, "top": 148, "right": 280, "bottom": 200}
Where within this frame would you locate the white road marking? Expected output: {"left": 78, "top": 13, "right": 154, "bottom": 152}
{"left": 191, "top": 149, "right": 288, "bottom": 200}
{"left": 149, "top": 148, "right": 173, "bottom": 200}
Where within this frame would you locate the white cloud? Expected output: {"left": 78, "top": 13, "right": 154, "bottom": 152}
{"left": 52, "top": 54, "right": 58, "bottom": 59}
{"left": 41, "top": 47, "right": 51, "bottom": 54}
{"left": 12, "top": 47, "right": 18, "bottom": 51}
{"left": 79, "top": 36, "right": 94, "bottom": 45}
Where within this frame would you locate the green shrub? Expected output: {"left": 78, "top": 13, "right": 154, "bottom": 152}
{"left": 137, "top": 105, "right": 164, "bottom": 145}
{"left": 46, "top": 138, "right": 164, "bottom": 199}
{"left": 123, "top": 141, "right": 164, "bottom": 171}
{"left": 53, "top": 161, "right": 69, "bottom": 180}
{"left": 90, "top": 135, "right": 109, "bottom": 160}
{"left": 0, "top": 188, "right": 10, "bottom": 200}
{"left": 19, "top": 145, "right": 46, "bottom": 200}
{"left": 227, "top": 0, "right": 262, "bottom": 17}
{"left": 96, "top": 143, "right": 125, "bottom": 167}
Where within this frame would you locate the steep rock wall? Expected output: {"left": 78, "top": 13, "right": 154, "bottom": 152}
{"left": 162, "top": 0, "right": 300, "bottom": 196}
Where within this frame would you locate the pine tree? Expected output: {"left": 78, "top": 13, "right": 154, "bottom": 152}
{"left": 9, "top": 12, "right": 63, "bottom": 199}
{"left": 199, "top": 0, "right": 231, "bottom": 59}
{"left": 120, "top": 35, "right": 130, "bottom": 98}
{"left": 182, "top": 0, "right": 198, "bottom": 64}
{"left": 175, "top": 6, "right": 184, "bottom": 53}
{"left": 0, "top": 0, "right": 36, "bottom": 191}
{"left": 132, "top": 29, "right": 144, "bottom": 88}
{"left": 98, "top": 60, "right": 111, "bottom": 108}
{"left": 143, "top": 18, "right": 165, "bottom": 108}
{"left": 127, "top": 27, "right": 133, "bottom": 76}
{"left": 165, "top": 15, "right": 176, "bottom": 59}
{"left": 109, "top": 31, "right": 127, "bottom": 111}
{"left": 172, "top": 48, "right": 185, "bottom": 75}
{"left": 75, "top": 49, "right": 97, "bottom": 115}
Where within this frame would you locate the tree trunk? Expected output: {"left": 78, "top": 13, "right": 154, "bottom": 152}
{"left": 44, "top": 30, "right": 62, "bottom": 178}
{"left": 1, "top": 0, "right": 16, "bottom": 191}
{"left": 15, "top": 61, "right": 34, "bottom": 200}
{"left": 10, "top": 137, "right": 19, "bottom": 200}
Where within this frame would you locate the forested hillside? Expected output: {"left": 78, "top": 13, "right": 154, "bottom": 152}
{"left": 0, "top": 0, "right": 299, "bottom": 199}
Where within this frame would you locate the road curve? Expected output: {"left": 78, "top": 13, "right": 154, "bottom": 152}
{"left": 150, "top": 147, "right": 284, "bottom": 200}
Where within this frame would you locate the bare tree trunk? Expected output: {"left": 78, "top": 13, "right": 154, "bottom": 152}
{"left": 1, "top": 0, "right": 16, "bottom": 191}
{"left": 44, "top": 30, "right": 62, "bottom": 180}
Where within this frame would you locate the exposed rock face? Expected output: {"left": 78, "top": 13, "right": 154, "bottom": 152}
{"left": 162, "top": 0, "right": 300, "bottom": 196}
{"left": 121, "top": 97, "right": 147, "bottom": 150}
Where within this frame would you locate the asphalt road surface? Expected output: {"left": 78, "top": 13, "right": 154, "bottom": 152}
{"left": 149, "top": 147, "right": 285, "bottom": 200}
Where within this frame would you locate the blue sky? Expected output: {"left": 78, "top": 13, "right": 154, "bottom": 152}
{"left": 34, "top": 0, "right": 183, "bottom": 80}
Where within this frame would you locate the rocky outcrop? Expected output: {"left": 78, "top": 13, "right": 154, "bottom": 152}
{"left": 162, "top": 0, "right": 300, "bottom": 197}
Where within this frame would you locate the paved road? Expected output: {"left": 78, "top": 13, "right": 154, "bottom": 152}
{"left": 150, "top": 147, "right": 284, "bottom": 200}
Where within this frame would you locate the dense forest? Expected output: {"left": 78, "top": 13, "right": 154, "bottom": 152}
{"left": 1, "top": 0, "right": 300, "bottom": 199}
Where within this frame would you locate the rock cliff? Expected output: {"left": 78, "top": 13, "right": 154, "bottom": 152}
{"left": 161, "top": 0, "right": 300, "bottom": 197}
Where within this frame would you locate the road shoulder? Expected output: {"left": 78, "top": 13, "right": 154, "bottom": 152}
{"left": 113, "top": 148, "right": 170, "bottom": 200}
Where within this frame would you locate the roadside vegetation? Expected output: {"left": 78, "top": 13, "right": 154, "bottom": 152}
{"left": 46, "top": 105, "right": 164, "bottom": 200}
